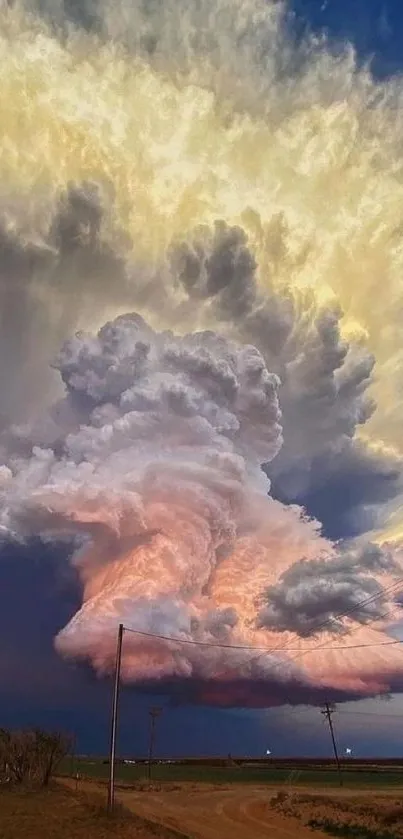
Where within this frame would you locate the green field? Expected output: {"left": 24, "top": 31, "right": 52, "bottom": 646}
{"left": 59, "top": 758, "right": 403, "bottom": 788}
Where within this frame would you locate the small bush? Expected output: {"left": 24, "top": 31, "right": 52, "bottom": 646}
{"left": 0, "top": 728, "right": 72, "bottom": 787}
{"left": 308, "top": 817, "right": 397, "bottom": 839}
{"left": 269, "top": 790, "right": 289, "bottom": 807}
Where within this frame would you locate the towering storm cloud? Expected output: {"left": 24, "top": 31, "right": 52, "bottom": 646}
{"left": 2, "top": 0, "right": 403, "bottom": 705}
{"left": 0, "top": 312, "right": 402, "bottom": 705}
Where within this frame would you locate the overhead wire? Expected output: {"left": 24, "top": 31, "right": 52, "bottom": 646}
{"left": 283, "top": 579, "right": 403, "bottom": 668}
{"left": 121, "top": 574, "right": 403, "bottom": 708}
{"left": 122, "top": 574, "right": 403, "bottom": 655}
{"left": 124, "top": 625, "right": 403, "bottom": 653}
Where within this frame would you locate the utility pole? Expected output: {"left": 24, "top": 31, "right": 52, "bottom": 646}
{"left": 107, "top": 623, "right": 124, "bottom": 814}
{"left": 69, "top": 731, "right": 76, "bottom": 778}
{"left": 147, "top": 707, "right": 162, "bottom": 782}
{"left": 321, "top": 702, "right": 343, "bottom": 787}
{"left": 69, "top": 732, "right": 78, "bottom": 791}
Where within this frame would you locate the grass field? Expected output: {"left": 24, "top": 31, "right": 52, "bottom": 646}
{"left": 59, "top": 757, "right": 403, "bottom": 787}
{"left": 0, "top": 785, "right": 180, "bottom": 839}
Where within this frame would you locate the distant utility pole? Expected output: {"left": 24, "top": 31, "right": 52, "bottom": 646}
{"left": 321, "top": 702, "right": 343, "bottom": 787}
{"left": 107, "top": 623, "right": 124, "bottom": 814}
{"left": 69, "top": 732, "right": 80, "bottom": 791}
{"left": 69, "top": 731, "right": 77, "bottom": 778}
{"left": 148, "top": 707, "right": 162, "bottom": 781}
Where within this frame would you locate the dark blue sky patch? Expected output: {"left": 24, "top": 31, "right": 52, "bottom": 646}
{"left": 290, "top": 0, "right": 403, "bottom": 78}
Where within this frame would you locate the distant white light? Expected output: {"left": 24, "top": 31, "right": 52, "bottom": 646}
{"left": 266, "top": 749, "right": 271, "bottom": 755}
{"left": 345, "top": 747, "right": 352, "bottom": 755}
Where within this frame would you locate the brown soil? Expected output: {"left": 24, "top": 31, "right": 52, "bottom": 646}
{"left": 62, "top": 778, "right": 329, "bottom": 838}
{"left": 0, "top": 783, "right": 175, "bottom": 839}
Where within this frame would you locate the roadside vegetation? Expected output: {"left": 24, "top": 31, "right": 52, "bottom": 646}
{"left": 0, "top": 728, "right": 190, "bottom": 839}
{"left": 271, "top": 791, "right": 403, "bottom": 838}
{"left": 0, "top": 784, "right": 186, "bottom": 839}
{"left": 0, "top": 728, "right": 71, "bottom": 787}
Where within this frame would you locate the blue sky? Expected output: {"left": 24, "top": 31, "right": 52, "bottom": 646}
{"left": 3, "top": 0, "right": 403, "bottom": 759}
{"left": 292, "top": 0, "right": 403, "bottom": 78}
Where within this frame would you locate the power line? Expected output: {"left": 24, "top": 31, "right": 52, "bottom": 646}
{"left": 266, "top": 704, "right": 403, "bottom": 718}
{"left": 121, "top": 581, "right": 403, "bottom": 712}
{"left": 106, "top": 581, "right": 403, "bottom": 812}
{"left": 220, "top": 575, "right": 403, "bottom": 675}
{"left": 122, "top": 575, "right": 403, "bottom": 661}
{"left": 289, "top": 576, "right": 403, "bottom": 646}
{"left": 275, "top": 577, "right": 403, "bottom": 662}
{"left": 106, "top": 574, "right": 403, "bottom": 813}
{"left": 120, "top": 577, "right": 403, "bottom": 720}
{"left": 282, "top": 579, "right": 403, "bottom": 669}
{"left": 246, "top": 575, "right": 403, "bottom": 666}
{"left": 338, "top": 709, "right": 403, "bottom": 719}
{"left": 123, "top": 625, "right": 403, "bottom": 654}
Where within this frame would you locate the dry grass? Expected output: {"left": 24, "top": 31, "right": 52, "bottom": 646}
{"left": 0, "top": 784, "right": 189, "bottom": 839}
{"left": 270, "top": 791, "right": 403, "bottom": 838}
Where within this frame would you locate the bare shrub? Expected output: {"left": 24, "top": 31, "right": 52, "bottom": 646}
{"left": 269, "top": 790, "right": 289, "bottom": 807}
{"left": 0, "top": 728, "right": 72, "bottom": 787}
{"left": 34, "top": 730, "right": 72, "bottom": 787}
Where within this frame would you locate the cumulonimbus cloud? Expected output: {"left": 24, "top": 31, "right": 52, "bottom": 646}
{"left": 0, "top": 312, "right": 402, "bottom": 706}
{"left": 1, "top": 0, "right": 403, "bottom": 706}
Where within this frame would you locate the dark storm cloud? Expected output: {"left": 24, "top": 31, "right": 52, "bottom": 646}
{"left": 0, "top": 181, "right": 134, "bottom": 421}
{"left": 170, "top": 219, "right": 294, "bottom": 353}
{"left": 258, "top": 543, "right": 399, "bottom": 637}
{"left": 1, "top": 174, "right": 399, "bottom": 546}
{"left": 269, "top": 439, "right": 403, "bottom": 540}
{"left": 171, "top": 218, "right": 401, "bottom": 538}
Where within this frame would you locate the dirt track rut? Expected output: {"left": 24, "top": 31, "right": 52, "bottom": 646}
{"left": 119, "top": 786, "right": 325, "bottom": 839}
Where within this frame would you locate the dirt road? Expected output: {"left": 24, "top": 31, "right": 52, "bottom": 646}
{"left": 61, "top": 777, "right": 403, "bottom": 839}
{"left": 118, "top": 785, "right": 326, "bottom": 839}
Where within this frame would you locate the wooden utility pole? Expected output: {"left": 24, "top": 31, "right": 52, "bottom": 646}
{"left": 148, "top": 707, "right": 162, "bottom": 781}
{"left": 107, "top": 623, "right": 124, "bottom": 813}
{"left": 321, "top": 702, "right": 343, "bottom": 787}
